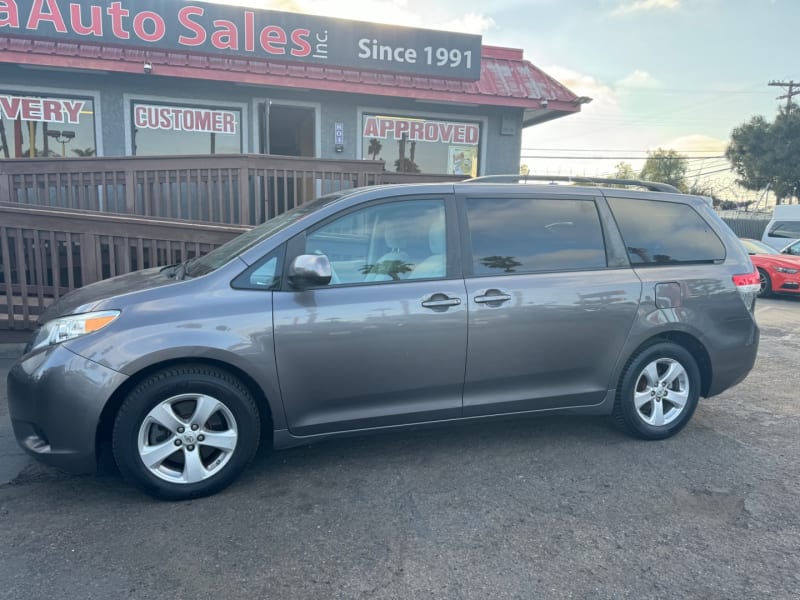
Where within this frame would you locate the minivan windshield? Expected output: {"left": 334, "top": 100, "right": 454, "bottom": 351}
{"left": 184, "top": 193, "right": 344, "bottom": 277}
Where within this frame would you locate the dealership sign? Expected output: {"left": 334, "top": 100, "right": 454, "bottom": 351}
{"left": 0, "top": 93, "right": 85, "bottom": 123}
{"left": 133, "top": 103, "right": 237, "bottom": 134}
{"left": 0, "top": 0, "right": 482, "bottom": 80}
{"left": 363, "top": 116, "right": 480, "bottom": 145}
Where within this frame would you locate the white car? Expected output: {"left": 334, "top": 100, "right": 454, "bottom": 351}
{"left": 762, "top": 205, "right": 800, "bottom": 250}
{"left": 781, "top": 239, "right": 800, "bottom": 256}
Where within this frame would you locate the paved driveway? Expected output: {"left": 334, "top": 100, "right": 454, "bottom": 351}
{"left": 1, "top": 297, "right": 799, "bottom": 599}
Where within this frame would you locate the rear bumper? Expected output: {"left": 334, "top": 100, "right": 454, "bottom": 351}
{"left": 7, "top": 345, "right": 128, "bottom": 473}
{"left": 707, "top": 323, "right": 759, "bottom": 397}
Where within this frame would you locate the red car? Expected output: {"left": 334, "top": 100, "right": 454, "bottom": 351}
{"left": 740, "top": 238, "right": 800, "bottom": 297}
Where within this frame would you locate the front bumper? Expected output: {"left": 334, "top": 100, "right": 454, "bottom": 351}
{"left": 769, "top": 269, "right": 800, "bottom": 293}
{"left": 7, "top": 344, "right": 128, "bottom": 473}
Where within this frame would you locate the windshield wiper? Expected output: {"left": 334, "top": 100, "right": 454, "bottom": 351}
{"left": 176, "top": 257, "right": 198, "bottom": 280}
{"left": 161, "top": 257, "right": 195, "bottom": 280}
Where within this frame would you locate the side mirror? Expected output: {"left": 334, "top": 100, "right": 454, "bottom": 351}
{"left": 288, "top": 254, "right": 332, "bottom": 288}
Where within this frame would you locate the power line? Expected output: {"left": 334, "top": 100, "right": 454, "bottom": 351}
{"left": 520, "top": 147, "right": 725, "bottom": 153}
{"left": 520, "top": 155, "right": 725, "bottom": 160}
{"left": 547, "top": 82, "right": 766, "bottom": 145}
{"left": 687, "top": 167, "right": 733, "bottom": 178}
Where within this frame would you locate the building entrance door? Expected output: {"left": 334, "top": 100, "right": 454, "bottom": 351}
{"left": 258, "top": 102, "right": 315, "bottom": 157}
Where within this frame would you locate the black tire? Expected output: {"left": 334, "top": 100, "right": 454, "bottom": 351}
{"left": 112, "top": 365, "right": 260, "bottom": 500}
{"left": 757, "top": 268, "right": 773, "bottom": 298}
{"left": 613, "top": 342, "right": 701, "bottom": 440}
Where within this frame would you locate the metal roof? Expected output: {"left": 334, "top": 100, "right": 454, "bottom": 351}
{"left": 0, "top": 37, "right": 584, "bottom": 119}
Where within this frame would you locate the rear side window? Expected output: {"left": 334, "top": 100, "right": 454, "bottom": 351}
{"left": 607, "top": 197, "right": 725, "bottom": 265}
{"left": 768, "top": 221, "right": 800, "bottom": 239}
{"left": 465, "top": 197, "right": 607, "bottom": 275}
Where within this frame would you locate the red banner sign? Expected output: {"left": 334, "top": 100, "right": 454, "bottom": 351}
{"left": 133, "top": 104, "right": 238, "bottom": 134}
{"left": 0, "top": 94, "right": 86, "bottom": 124}
{"left": 363, "top": 116, "right": 479, "bottom": 145}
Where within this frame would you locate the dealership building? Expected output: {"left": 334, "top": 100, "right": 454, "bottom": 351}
{"left": 0, "top": 0, "right": 587, "bottom": 176}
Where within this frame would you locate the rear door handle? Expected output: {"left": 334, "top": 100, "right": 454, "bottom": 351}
{"left": 474, "top": 289, "right": 512, "bottom": 304}
{"left": 421, "top": 294, "right": 462, "bottom": 309}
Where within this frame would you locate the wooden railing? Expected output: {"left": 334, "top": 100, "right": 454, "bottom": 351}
{"left": 0, "top": 155, "right": 467, "bottom": 333}
{"left": 0, "top": 155, "right": 387, "bottom": 226}
{"left": 0, "top": 203, "right": 247, "bottom": 330}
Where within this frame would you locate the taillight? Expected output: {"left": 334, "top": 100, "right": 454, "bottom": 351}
{"left": 733, "top": 270, "right": 760, "bottom": 312}
{"left": 733, "top": 271, "right": 760, "bottom": 292}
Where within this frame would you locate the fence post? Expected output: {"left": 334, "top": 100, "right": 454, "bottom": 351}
{"left": 0, "top": 167, "right": 11, "bottom": 203}
{"left": 238, "top": 165, "right": 250, "bottom": 225}
{"left": 124, "top": 170, "right": 136, "bottom": 214}
{"left": 80, "top": 232, "right": 100, "bottom": 286}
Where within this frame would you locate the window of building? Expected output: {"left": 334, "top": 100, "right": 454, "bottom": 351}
{"left": 465, "top": 197, "right": 607, "bottom": 275}
{"left": 607, "top": 197, "right": 725, "bottom": 265}
{"left": 131, "top": 101, "right": 242, "bottom": 156}
{"left": 305, "top": 199, "right": 447, "bottom": 284}
{"left": 361, "top": 114, "right": 481, "bottom": 176}
{"left": 0, "top": 92, "right": 97, "bottom": 158}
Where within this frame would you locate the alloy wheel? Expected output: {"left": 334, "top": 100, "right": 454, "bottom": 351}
{"left": 633, "top": 358, "right": 689, "bottom": 427}
{"left": 137, "top": 393, "right": 239, "bottom": 484}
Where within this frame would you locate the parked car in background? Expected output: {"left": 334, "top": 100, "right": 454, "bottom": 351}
{"left": 781, "top": 239, "right": 800, "bottom": 257}
{"left": 8, "top": 177, "right": 761, "bottom": 500}
{"left": 740, "top": 238, "right": 800, "bottom": 297}
{"left": 761, "top": 205, "right": 800, "bottom": 250}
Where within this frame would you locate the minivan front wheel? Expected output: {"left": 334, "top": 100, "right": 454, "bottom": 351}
{"left": 614, "top": 342, "right": 700, "bottom": 440}
{"left": 112, "top": 365, "right": 260, "bottom": 500}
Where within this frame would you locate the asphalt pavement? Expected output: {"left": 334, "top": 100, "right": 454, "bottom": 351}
{"left": 1, "top": 298, "right": 799, "bottom": 599}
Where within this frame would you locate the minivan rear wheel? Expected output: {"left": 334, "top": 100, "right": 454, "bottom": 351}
{"left": 112, "top": 365, "right": 260, "bottom": 500}
{"left": 613, "top": 342, "right": 700, "bottom": 440}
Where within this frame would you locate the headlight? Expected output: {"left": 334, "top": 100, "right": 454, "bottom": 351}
{"left": 30, "top": 310, "right": 120, "bottom": 352}
{"left": 774, "top": 266, "right": 798, "bottom": 274}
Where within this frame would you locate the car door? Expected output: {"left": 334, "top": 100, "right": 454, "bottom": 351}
{"left": 273, "top": 195, "right": 468, "bottom": 436}
{"left": 458, "top": 192, "right": 642, "bottom": 417}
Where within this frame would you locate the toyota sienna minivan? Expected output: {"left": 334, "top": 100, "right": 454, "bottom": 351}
{"left": 7, "top": 177, "right": 761, "bottom": 499}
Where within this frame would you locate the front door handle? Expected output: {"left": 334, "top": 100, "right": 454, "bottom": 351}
{"left": 474, "top": 289, "right": 512, "bottom": 304}
{"left": 421, "top": 294, "right": 462, "bottom": 309}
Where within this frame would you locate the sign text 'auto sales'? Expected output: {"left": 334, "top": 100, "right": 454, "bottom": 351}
{"left": 0, "top": 0, "right": 482, "bottom": 79}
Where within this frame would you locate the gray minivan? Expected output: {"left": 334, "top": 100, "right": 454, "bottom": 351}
{"left": 7, "top": 178, "right": 761, "bottom": 499}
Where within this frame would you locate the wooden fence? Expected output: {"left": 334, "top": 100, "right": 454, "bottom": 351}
{"left": 0, "top": 154, "right": 386, "bottom": 226}
{"left": 0, "top": 155, "right": 466, "bottom": 333}
{"left": 0, "top": 202, "right": 247, "bottom": 330}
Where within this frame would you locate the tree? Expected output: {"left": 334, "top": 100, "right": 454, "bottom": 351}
{"left": 612, "top": 161, "right": 637, "bottom": 180}
{"left": 639, "top": 148, "right": 688, "bottom": 192}
{"left": 367, "top": 138, "right": 382, "bottom": 160}
{"left": 72, "top": 147, "right": 96, "bottom": 157}
{"left": 726, "top": 108, "right": 800, "bottom": 204}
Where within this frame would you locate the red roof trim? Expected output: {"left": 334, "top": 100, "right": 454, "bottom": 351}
{"left": 0, "top": 37, "right": 581, "bottom": 113}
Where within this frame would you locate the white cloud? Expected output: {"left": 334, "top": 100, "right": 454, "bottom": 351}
{"left": 661, "top": 134, "right": 727, "bottom": 154}
{"left": 612, "top": 0, "right": 681, "bottom": 16}
{"left": 616, "top": 69, "right": 660, "bottom": 89}
{"left": 204, "top": 0, "right": 495, "bottom": 33}
{"left": 441, "top": 13, "right": 497, "bottom": 35}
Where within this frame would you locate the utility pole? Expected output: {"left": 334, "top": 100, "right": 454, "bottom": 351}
{"left": 769, "top": 80, "right": 800, "bottom": 112}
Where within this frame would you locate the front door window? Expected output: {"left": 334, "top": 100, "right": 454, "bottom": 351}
{"left": 305, "top": 199, "right": 447, "bottom": 284}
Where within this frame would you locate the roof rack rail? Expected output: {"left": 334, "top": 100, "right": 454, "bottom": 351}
{"left": 463, "top": 174, "right": 681, "bottom": 194}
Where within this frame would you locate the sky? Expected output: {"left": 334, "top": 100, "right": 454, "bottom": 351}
{"left": 211, "top": 0, "right": 797, "bottom": 204}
